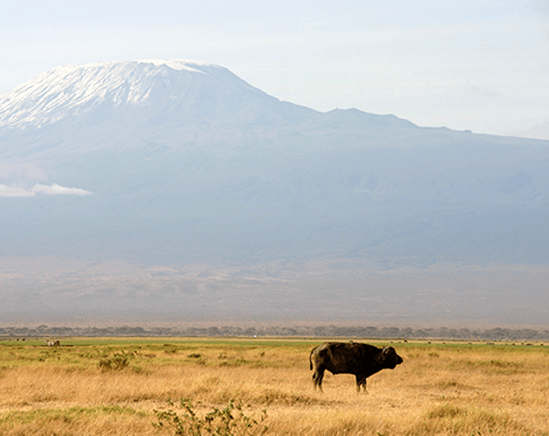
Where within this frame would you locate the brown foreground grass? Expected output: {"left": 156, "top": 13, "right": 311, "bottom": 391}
{"left": 0, "top": 337, "right": 548, "bottom": 435}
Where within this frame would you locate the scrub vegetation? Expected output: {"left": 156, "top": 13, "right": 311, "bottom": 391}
{"left": 0, "top": 338, "right": 548, "bottom": 435}
{"left": 3, "top": 324, "right": 549, "bottom": 341}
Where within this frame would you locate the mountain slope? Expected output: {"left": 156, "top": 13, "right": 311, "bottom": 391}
{"left": 0, "top": 60, "right": 548, "bottom": 268}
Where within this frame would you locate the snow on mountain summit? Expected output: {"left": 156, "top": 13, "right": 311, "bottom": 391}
{"left": 0, "top": 60, "right": 264, "bottom": 129}
{"left": 0, "top": 59, "right": 417, "bottom": 163}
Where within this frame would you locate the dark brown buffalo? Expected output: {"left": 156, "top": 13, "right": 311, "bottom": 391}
{"left": 309, "top": 342, "right": 403, "bottom": 392}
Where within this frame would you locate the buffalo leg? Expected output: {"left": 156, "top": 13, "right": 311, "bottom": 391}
{"left": 355, "top": 375, "right": 367, "bottom": 393}
{"left": 312, "top": 367, "right": 325, "bottom": 391}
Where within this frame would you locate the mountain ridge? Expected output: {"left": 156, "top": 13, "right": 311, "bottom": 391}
{"left": 0, "top": 60, "right": 417, "bottom": 138}
{"left": 0, "top": 60, "right": 426, "bottom": 171}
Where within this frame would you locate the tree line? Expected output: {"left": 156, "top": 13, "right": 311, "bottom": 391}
{"left": 1, "top": 324, "right": 549, "bottom": 341}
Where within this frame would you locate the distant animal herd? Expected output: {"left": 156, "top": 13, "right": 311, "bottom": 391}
{"left": 44, "top": 339, "right": 60, "bottom": 347}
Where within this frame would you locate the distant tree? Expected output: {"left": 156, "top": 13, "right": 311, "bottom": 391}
{"left": 400, "top": 327, "right": 414, "bottom": 338}
{"left": 380, "top": 327, "right": 400, "bottom": 338}
{"left": 207, "top": 327, "right": 220, "bottom": 336}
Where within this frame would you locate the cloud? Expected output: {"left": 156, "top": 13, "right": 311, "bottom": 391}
{"left": 0, "top": 183, "right": 92, "bottom": 197}
{"left": 32, "top": 183, "right": 92, "bottom": 196}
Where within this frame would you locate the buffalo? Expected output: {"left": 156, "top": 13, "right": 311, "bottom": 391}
{"left": 309, "top": 341, "right": 403, "bottom": 392}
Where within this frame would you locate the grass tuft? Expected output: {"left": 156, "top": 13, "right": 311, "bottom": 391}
{"left": 98, "top": 351, "right": 131, "bottom": 371}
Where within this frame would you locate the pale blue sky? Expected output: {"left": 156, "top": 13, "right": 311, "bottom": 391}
{"left": 1, "top": 0, "right": 548, "bottom": 138}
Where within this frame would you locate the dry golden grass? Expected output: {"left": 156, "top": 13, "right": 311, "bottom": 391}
{"left": 0, "top": 338, "right": 548, "bottom": 435}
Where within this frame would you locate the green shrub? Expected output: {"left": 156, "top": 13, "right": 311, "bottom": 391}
{"left": 98, "top": 351, "right": 130, "bottom": 371}
{"left": 187, "top": 353, "right": 203, "bottom": 359}
{"left": 153, "top": 399, "right": 268, "bottom": 436}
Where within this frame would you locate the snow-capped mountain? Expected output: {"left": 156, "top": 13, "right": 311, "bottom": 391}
{"left": 1, "top": 60, "right": 548, "bottom": 269}
{"left": 0, "top": 60, "right": 276, "bottom": 129}
{"left": 0, "top": 60, "right": 418, "bottom": 161}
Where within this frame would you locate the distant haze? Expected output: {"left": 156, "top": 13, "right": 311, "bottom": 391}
{"left": 1, "top": 60, "right": 548, "bottom": 327}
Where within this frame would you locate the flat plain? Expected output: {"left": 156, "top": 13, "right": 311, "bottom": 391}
{"left": 0, "top": 337, "right": 548, "bottom": 435}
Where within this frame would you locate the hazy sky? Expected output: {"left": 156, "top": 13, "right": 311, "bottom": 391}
{"left": 1, "top": 0, "right": 548, "bottom": 138}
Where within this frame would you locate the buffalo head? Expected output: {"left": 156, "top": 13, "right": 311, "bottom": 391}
{"left": 380, "top": 346, "right": 403, "bottom": 369}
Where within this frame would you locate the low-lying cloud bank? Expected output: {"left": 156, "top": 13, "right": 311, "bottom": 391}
{"left": 0, "top": 183, "right": 91, "bottom": 197}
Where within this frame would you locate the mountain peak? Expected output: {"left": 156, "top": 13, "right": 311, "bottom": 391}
{"left": 0, "top": 60, "right": 258, "bottom": 130}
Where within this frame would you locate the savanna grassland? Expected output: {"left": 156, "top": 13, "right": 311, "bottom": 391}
{"left": 0, "top": 337, "right": 548, "bottom": 435}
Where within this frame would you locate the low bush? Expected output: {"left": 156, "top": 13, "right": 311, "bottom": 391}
{"left": 152, "top": 399, "right": 267, "bottom": 436}
{"left": 98, "top": 351, "right": 131, "bottom": 371}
